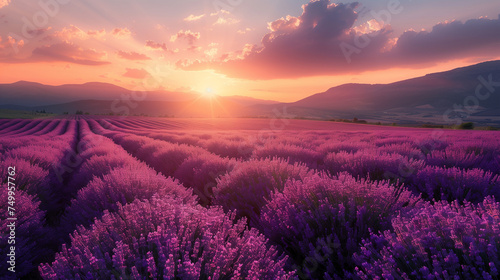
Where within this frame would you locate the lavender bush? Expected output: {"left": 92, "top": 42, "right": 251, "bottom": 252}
{"left": 354, "top": 197, "right": 500, "bottom": 279}
{"left": 201, "top": 138, "right": 255, "bottom": 159}
{"left": 1, "top": 188, "right": 48, "bottom": 278}
{"left": 410, "top": 166, "right": 500, "bottom": 203}
{"left": 0, "top": 157, "right": 50, "bottom": 202}
{"left": 62, "top": 164, "right": 196, "bottom": 233}
{"left": 316, "top": 141, "right": 373, "bottom": 155}
{"left": 174, "top": 153, "right": 236, "bottom": 206}
{"left": 213, "top": 158, "right": 312, "bottom": 221}
{"left": 426, "top": 147, "right": 489, "bottom": 171}
{"left": 0, "top": 118, "right": 496, "bottom": 279}
{"left": 40, "top": 195, "right": 293, "bottom": 279}
{"left": 258, "top": 173, "right": 419, "bottom": 279}
{"left": 253, "top": 143, "right": 323, "bottom": 168}
{"left": 325, "top": 151, "right": 425, "bottom": 181}
{"left": 148, "top": 132, "right": 202, "bottom": 146}
{"left": 4, "top": 146, "right": 70, "bottom": 170}
{"left": 378, "top": 143, "right": 425, "bottom": 161}
{"left": 67, "top": 153, "right": 141, "bottom": 193}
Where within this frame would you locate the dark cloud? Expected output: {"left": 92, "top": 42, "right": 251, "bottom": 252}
{"left": 145, "top": 40, "right": 176, "bottom": 54}
{"left": 180, "top": 0, "right": 500, "bottom": 80}
{"left": 145, "top": 40, "right": 167, "bottom": 50}
{"left": 30, "top": 42, "right": 110, "bottom": 65}
{"left": 392, "top": 16, "right": 500, "bottom": 63}
{"left": 26, "top": 27, "right": 52, "bottom": 37}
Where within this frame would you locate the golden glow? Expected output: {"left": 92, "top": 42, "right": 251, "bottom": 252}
{"left": 1, "top": 1, "right": 500, "bottom": 105}
{"left": 1, "top": 53, "right": 499, "bottom": 103}
{"left": 203, "top": 87, "right": 216, "bottom": 98}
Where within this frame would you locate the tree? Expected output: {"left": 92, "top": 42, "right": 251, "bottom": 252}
{"left": 458, "top": 122, "right": 474, "bottom": 130}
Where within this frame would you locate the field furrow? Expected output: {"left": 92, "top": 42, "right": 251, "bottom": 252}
{"left": 2, "top": 118, "right": 500, "bottom": 279}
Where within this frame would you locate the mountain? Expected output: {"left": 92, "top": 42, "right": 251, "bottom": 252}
{"left": 224, "top": 95, "right": 281, "bottom": 106}
{"left": 247, "top": 60, "right": 500, "bottom": 125}
{"left": 1, "top": 60, "right": 499, "bottom": 124}
{"left": 0, "top": 81, "right": 199, "bottom": 107}
{"left": 0, "top": 81, "right": 281, "bottom": 111}
{"left": 293, "top": 61, "right": 500, "bottom": 112}
{"left": 24, "top": 96, "right": 246, "bottom": 118}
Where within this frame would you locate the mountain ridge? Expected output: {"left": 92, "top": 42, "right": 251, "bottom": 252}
{"left": 1, "top": 60, "right": 500, "bottom": 124}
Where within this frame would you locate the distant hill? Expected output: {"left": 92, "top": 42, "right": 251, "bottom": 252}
{"left": 0, "top": 81, "right": 280, "bottom": 118}
{"left": 224, "top": 95, "right": 280, "bottom": 106}
{"left": 22, "top": 97, "right": 246, "bottom": 118}
{"left": 247, "top": 60, "right": 500, "bottom": 125}
{"left": 292, "top": 60, "right": 500, "bottom": 111}
{"left": 0, "top": 81, "right": 199, "bottom": 107}
{"left": 1, "top": 60, "right": 500, "bottom": 125}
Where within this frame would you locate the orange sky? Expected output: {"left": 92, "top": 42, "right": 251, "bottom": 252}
{"left": 0, "top": 58, "right": 495, "bottom": 103}
{"left": 1, "top": 0, "right": 499, "bottom": 102}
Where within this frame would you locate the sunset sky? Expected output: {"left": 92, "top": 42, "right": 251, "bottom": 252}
{"left": 1, "top": 0, "right": 499, "bottom": 102}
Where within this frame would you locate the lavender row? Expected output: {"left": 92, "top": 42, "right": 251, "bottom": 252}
{"left": 59, "top": 120, "right": 196, "bottom": 236}
{"left": 0, "top": 120, "right": 79, "bottom": 278}
{"left": 40, "top": 120, "right": 294, "bottom": 279}
{"left": 88, "top": 119, "right": 236, "bottom": 206}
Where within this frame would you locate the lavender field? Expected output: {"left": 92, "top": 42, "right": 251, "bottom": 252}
{"left": 1, "top": 117, "right": 500, "bottom": 279}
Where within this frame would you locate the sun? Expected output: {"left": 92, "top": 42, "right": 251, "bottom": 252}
{"left": 203, "top": 87, "right": 217, "bottom": 98}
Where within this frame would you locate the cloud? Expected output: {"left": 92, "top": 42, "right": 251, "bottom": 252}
{"left": 30, "top": 42, "right": 109, "bottom": 65}
{"left": 0, "top": 35, "right": 24, "bottom": 58}
{"left": 0, "top": 35, "right": 24, "bottom": 50}
{"left": 117, "top": 50, "right": 151, "bottom": 60}
{"left": 210, "top": 10, "right": 230, "bottom": 17}
{"left": 26, "top": 27, "right": 52, "bottom": 37}
{"left": 180, "top": 0, "right": 500, "bottom": 80}
{"left": 146, "top": 40, "right": 168, "bottom": 50}
{"left": 54, "top": 25, "right": 106, "bottom": 40}
{"left": 210, "top": 9, "right": 240, "bottom": 25}
{"left": 86, "top": 29, "right": 107, "bottom": 38}
{"left": 55, "top": 25, "right": 88, "bottom": 40}
{"left": 0, "top": 0, "right": 10, "bottom": 9}
{"left": 214, "top": 17, "right": 240, "bottom": 25}
{"left": 123, "top": 68, "right": 149, "bottom": 79}
{"left": 237, "top": 28, "right": 253, "bottom": 34}
{"left": 188, "top": 45, "right": 202, "bottom": 52}
{"left": 112, "top": 28, "right": 132, "bottom": 39}
{"left": 170, "top": 30, "right": 200, "bottom": 44}
{"left": 391, "top": 16, "right": 500, "bottom": 63}
{"left": 184, "top": 14, "right": 205, "bottom": 22}
{"left": 204, "top": 47, "right": 218, "bottom": 58}
{"left": 145, "top": 40, "right": 178, "bottom": 54}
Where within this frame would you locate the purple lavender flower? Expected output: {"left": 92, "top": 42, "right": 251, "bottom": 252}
{"left": 40, "top": 195, "right": 293, "bottom": 279}
{"left": 1, "top": 188, "right": 48, "bottom": 278}
{"left": 258, "top": 173, "right": 419, "bottom": 279}
{"left": 354, "top": 197, "right": 500, "bottom": 279}
{"left": 213, "top": 158, "right": 313, "bottom": 221}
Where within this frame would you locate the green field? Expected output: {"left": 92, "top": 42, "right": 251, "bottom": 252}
{"left": 0, "top": 109, "right": 56, "bottom": 119}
